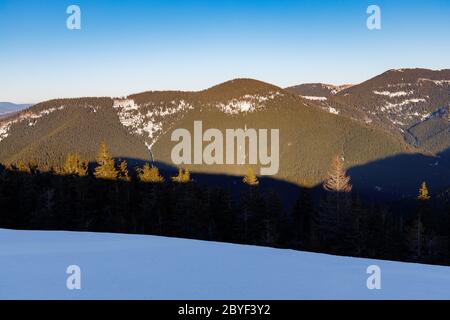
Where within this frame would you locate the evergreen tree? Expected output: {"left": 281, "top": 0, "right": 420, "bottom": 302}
{"left": 63, "top": 153, "right": 88, "bottom": 177}
{"left": 15, "top": 160, "right": 31, "bottom": 174}
{"left": 207, "top": 187, "right": 235, "bottom": 242}
{"left": 172, "top": 168, "right": 191, "bottom": 184}
{"left": 118, "top": 160, "right": 130, "bottom": 182}
{"left": 243, "top": 168, "right": 259, "bottom": 186}
{"left": 347, "top": 197, "right": 369, "bottom": 256}
{"left": 320, "top": 154, "right": 353, "bottom": 253}
{"left": 137, "top": 164, "right": 165, "bottom": 233}
{"left": 323, "top": 155, "right": 352, "bottom": 193}
{"left": 409, "top": 181, "right": 432, "bottom": 260}
{"left": 263, "top": 190, "right": 284, "bottom": 246}
{"left": 94, "top": 143, "right": 118, "bottom": 180}
{"left": 418, "top": 182, "right": 431, "bottom": 201}
{"left": 292, "top": 188, "right": 318, "bottom": 249}
{"left": 239, "top": 183, "right": 266, "bottom": 244}
{"left": 138, "top": 164, "right": 165, "bottom": 183}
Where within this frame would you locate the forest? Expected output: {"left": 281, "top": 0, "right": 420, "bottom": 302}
{"left": 0, "top": 143, "right": 449, "bottom": 266}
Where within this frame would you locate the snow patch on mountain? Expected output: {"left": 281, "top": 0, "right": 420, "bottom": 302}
{"left": 0, "top": 106, "right": 65, "bottom": 142}
{"left": 328, "top": 107, "right": 339, "bottom": 115}
{"left": 0, "top": 122, "right": 12, "bottom": 141}
{"left": 418, "top": 78, "right": 450, "bottom": 86}
{"left": 216, "top": 92, "right": 283, "bottom": 115}
{"left": 381, "top": 98, "right": 427, "bottom": 112}
{"left": 301, "top": 96, "right": 328, "bottom": 101}
{"left": 373, "top": 90, "right": 413, "bottom": 97}
{"left": 114, "top": 99, "right": 193, "bottom": 150}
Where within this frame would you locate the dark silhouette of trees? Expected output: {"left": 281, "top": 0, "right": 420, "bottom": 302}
{"left": 0, "top": 145, "right": 449, "bottom": 266}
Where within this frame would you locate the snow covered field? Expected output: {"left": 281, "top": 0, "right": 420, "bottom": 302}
{"left": 0, "top": 229, "right": 449, "bottom": 300}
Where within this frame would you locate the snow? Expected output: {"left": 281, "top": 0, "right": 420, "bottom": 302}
{"left": 0, "top": 122, "right": 12, "bottom": 141}
{"left": 0, "top": 106, "right": 65, "bottom": 142}
{"left": 301, "top": 96, "right": 328, "bottom": 101}
{"left": 381, "top": 98, "right": 426, "bottom": 111}
{"left": 373, "top": 90, "right": 413, "bottom": 97}
{"left": 328, "top": 107, "right": 339, "bottom": 115}
{"left": 0, "top": 229, "right": 449, "bottom": 300}
{"left": 418, "top": 78, "right": 450, "bottom": 86}
{"left": 217, "top": 92, "right": 283, "bottom": 115}
{"left": 113, "top": 99, "right": 137, "bottom": 109}
{"left": 114, "top": 100, "right": 193, "bottom": 151}
{"left": 219, "top": 100, "right": 254, "bottom": 113}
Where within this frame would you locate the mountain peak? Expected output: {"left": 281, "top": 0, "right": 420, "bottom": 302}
{"left": 200, "top": 79, "right": 283, "bottom": 102}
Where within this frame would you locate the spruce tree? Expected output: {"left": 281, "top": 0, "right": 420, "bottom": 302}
{"left": 63, "top": 153, "right": 88, "bottom": 177}
{"left": 243, "top": 168, "right": 259, "bottom": 186}
{"left": 138, "top": 164, "right": 165, "bottom": 183}
{"left": 118, "top": 160, "right": 130, "bottom": 182}
{"left": 409, "top": 181, "right": 432, "bottom": 260}
{"left": 418, "top": 182, "right": 431, "bottom": 201}
{"left": 263, "top": 190, "right": 284, "bottom": 246}
{"left": 172, "top": 168, "right": 191, "bottom": 184}
{"left": 94, "top": 143, "right": 118, "bottom": 180}
{"left": 320, "top": 155, "right": 352, "bottom": 253}
{"left": 207, "top": 187, "right": 235, "bottom": 242}
{"left": 323, "top": 155, "right": 352, "bottom": 193}
{"left": 15, "top": 160, "right": 31, "bottom": 174}
{"left": 292, "top": 188, "right": 317, "bottom": 249}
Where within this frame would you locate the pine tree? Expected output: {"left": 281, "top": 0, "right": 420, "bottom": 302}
{"left": 239, "top": 186, "right": 266, "bottom": 244}
{"left": 138, "top": 163, "right": 165, "bottom": 183}
{"left": 321, "top": 155, "right": 352, "bottom": 253}
{"left": 292, "top": 188, "right": 318, "bottom": 249}
{"left": 243, "top": 168, "right": 259, "bottom": 186}
{"left": 15, "top": 160, "right": 31, "bottom": 174}
{"left": 410, "top": 181, "right": 432, "bottom": 260}
{"left": 94, "top": 143, "right": 118, "bottom": 180}
{"left": 263, "top": 190, "right": 284, "bottom": 246}
{"left": 408, "top": 216, "right": 425, "bottom": 260}
{"left": 418, "top": 181, "right": 431, "bottom": 201}
{"left": 63, "top": 153, "right": 88, "bottom": 177}
{"left": 118, "top": 160, "right": 130, "bottom": 182}
{"left": 207, "top": 187, "right": 235, "bottom": 242}
{"left": 323, "top": 155, "right": 352, "bottom": 193}
{"left": 171, "top": 168, "right": 191, "bottom": 184}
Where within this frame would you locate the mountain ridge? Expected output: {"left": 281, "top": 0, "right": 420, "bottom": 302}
{"left": 287, "top": 68, "right": 450, "bottom": 156}
{"left": 1, "top": 75, "right": 448, "bottom": 197}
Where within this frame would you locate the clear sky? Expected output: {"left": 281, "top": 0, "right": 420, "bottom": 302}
{"left": 1, "top": 0, "right": 449, "bottom": 103}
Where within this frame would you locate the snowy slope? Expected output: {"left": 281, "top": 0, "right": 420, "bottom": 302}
{"left": 0, "top": 229, "right": 449, "bottom": 300}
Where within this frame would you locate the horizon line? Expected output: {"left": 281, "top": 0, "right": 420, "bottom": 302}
{"left": 5, "top": 66, "right": 450, "bottom": 105}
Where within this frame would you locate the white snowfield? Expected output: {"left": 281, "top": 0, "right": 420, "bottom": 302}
{"left": 0, "top": 229, "right": 449, "bottom": 300}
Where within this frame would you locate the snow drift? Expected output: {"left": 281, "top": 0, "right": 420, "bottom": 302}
{"left": 0, "top": 229, "right": 449, "bottom": 300}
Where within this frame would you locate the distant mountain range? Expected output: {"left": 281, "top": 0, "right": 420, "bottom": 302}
{"left": 0, "top": 102, "right": 32, "bottom": 117}
{"left": 286, "top": 69, "right": 450, "bottom": 157}
{"left": 1, "top": 70, "right": 450, "bottom": 198}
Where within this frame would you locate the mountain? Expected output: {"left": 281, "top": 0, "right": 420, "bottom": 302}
{"left": 0, "top": 102, "right": 32, "bottom": 118}
{"left": 1, "top": 78, "right": 447, "bottom": 196}
{"left": 1, "top": 228, "right": 449, "bottom": 299}
{"left": 288, "top": 69, "right": 450, "bottom": 156}
{"left": 285, "top": 83, "right": 353, "bottom": 100}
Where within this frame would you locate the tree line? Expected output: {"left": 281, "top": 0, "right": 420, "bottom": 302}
{"left": 0, "top": 144, "right": 449, "bottom": 266}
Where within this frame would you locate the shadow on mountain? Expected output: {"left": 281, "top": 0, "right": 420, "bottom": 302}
{"left": 119, "top": 150, "right": 450, "bottom": 203}
{"left": 107, "top": 158, "right": 304, "bottom": 207}
{"left": 347, "top": 151, "right": 450, "bottom": 200}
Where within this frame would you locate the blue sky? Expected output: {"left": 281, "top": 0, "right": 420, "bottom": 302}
{"left": 1, "top": 0, "right": 449, "bottom": 103}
